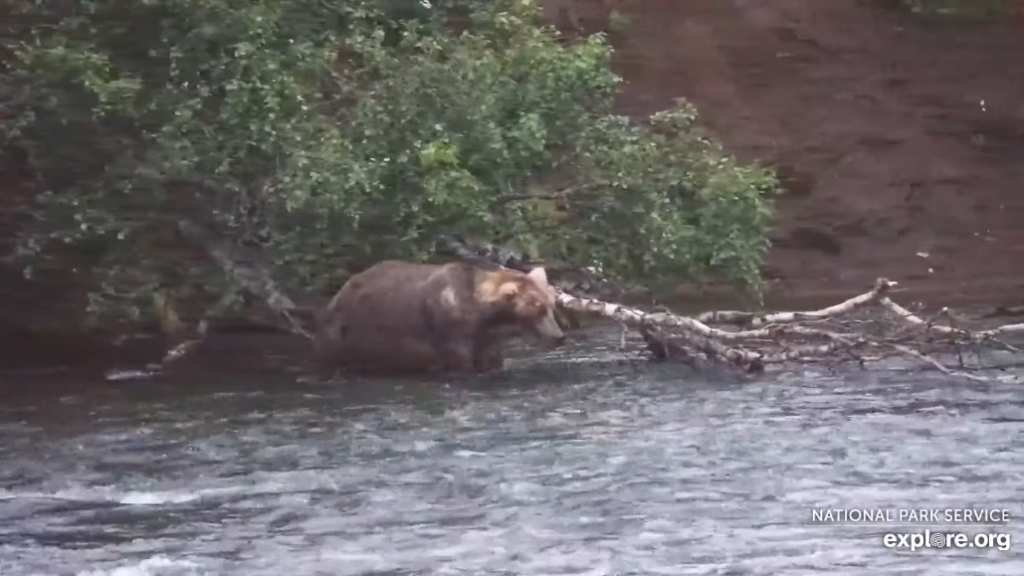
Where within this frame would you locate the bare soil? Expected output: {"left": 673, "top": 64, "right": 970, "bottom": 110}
{"left": 545, "top": 0, "right": 1024, "bottom": 306}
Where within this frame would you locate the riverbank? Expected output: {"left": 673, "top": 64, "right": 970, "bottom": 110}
{"left": 3, "top": 284, "right": 1022, "bottom": 375}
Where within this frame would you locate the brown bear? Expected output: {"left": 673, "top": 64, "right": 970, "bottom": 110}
{"left": 312, "top": 259, "right": 566, "bottom": 375}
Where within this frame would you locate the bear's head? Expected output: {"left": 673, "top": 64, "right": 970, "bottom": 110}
{"left": 485, "top": 266, "right": 566, "bottom": 346}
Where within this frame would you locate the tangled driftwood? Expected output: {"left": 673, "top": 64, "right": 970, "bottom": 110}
{"left": 558, "top": 279, "right": 1024, "bottom": 382}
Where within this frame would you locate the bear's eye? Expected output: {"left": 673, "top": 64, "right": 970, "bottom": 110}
{"left": 527, "top": 298, "right": 544, "bottom": 316}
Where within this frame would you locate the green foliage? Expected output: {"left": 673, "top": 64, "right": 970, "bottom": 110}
{"left": 565, "top": 103, "right": 775, "bottom": 292}
{"left": 2, "top": 0, "right": 777, "bottom": 326}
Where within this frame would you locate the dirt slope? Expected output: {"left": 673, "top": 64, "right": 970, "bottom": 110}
{"left": 546, "top": 0, "right": 1024, "bottom": 304}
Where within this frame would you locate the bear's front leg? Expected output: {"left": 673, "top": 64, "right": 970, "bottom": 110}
{"left": 434, "top": 335, "right": 478, "bottom": 373}
{"left": 473, "top": 341, "right": 505, "bottom": 373}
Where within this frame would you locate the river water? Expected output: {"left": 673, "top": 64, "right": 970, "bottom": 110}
{"left": 0, "top": 329, "right": 1021, "bottom": 576}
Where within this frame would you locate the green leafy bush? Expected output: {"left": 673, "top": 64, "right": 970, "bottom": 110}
{"left": 1, "top": 0, "right": 777, "bottom": 326}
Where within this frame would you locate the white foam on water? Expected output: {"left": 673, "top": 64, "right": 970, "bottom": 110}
{"left": 76, "top": 555, "right": 203, "bottom": 576}
{"left": 0, "top": 485, "right": 221, "bottom": 506}
{"left": 103, "top": 368, "right": 161, "bottom": 382}
{"left": 0, "top": 469, "right": 343, "bottom": 507}
{"left": 305, "top": 551, "right": 403, "bottom": 576}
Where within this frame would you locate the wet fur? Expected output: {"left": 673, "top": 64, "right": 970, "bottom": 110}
{"left": 313, "top": 260, "right": 563, "bottom": 376}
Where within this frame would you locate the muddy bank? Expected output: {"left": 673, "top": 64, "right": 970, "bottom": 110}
{"left": 550, "top": 0, "right": 1024, "bottom": 299}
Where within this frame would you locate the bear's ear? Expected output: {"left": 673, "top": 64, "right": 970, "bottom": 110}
{"left": 526, "top": 266, "right": 550, "bottom": 288}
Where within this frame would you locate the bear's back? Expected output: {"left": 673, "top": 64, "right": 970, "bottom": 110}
{"left": 332, "top": 260, "right": 478, "bottom": 312}
{"left": 314, "top": 260, "right": 485, "bottom": 373}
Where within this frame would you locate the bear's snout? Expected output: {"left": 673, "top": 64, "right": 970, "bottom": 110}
{"left": 532, "top": 310, "right": 567, "bottom": 347}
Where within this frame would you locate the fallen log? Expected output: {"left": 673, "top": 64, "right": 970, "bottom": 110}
{"left": 152, "top": 217, "right": 318, "bottom": 367}
{"left": 120, "top": 171, "right": 320, "bottom": 370}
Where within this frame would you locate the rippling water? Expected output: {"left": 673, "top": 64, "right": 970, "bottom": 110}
{"left": 1, "top": 330, "right": 1022, "bottom": 575}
